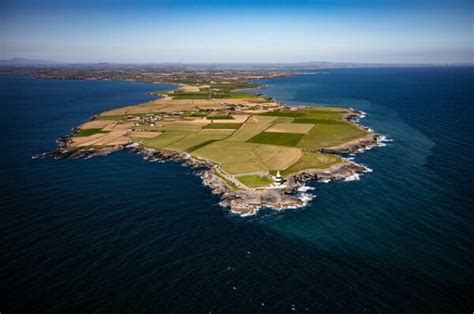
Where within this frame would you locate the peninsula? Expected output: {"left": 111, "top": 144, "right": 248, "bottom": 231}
{"left": 34, "top": 70, "right": 381, "bottom": 215}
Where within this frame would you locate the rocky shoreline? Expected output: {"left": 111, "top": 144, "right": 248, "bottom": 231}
{"left": 33, "top": 109, "right": 383, "bottom": 216}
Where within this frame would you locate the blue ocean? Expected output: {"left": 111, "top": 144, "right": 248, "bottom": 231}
{"left": 2, "top": 68, "right": 473, "bottom": 313}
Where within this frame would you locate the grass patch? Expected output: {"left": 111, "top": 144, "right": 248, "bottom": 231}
{"left": 207, "top": 116, "right": 234, "bottom": 120}
{"left": 282, "top": 152, "right": 343, "bottom": 176}
{"left": 204, "top": 123, "right": 242, "bottom": 129}
{"left": 143, "top": 134, "right": 186, "bottom": 148}
{"left": 297, "top": 123, "right": 368, "bottom": 149}
{"left": 265, "top": 123, "right": 315, "bottom": 134}
{"left": 189, "top": 112, "right": 208, "bottom": 117}
{"left": 214, "top": 171, "right": 241, "bottom": 190}
{"left": 74, "top": 128, "right": 110, "bottom": 137}
{"left": 226, "top": 92, "right": 257, "bottom": 99}
{"left": 273, "top": 117, "right": 295, "bottom": 123}
{"left": 185, "top": 140, "right": 217, "bottom": 153}
{"left": 225, "top": 120, "right": 274, "bottom": 142}
{"left": 253, "top": 144, "right": 302, "bottom": 171}
{"left": 192, "top": 141, "right": 266, "bottom": 175}
{"left": 248, "top": 132, "right": 304, "bottom": 147}
{"left": 172, "top": 94, "right": 210, "bottom": 99}
{"left": 165, "top": 132, "right": 231, "bottom": 152}
{"left": 237, "top": 175, "right": 274, "bottom": 188}
{"left": 293, "top": 118, "right": 344, "bottom": 125}
{"left": 259, "top": 111, "right": 305, "bottom": 117}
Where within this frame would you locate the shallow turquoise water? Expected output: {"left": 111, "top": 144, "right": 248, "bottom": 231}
{"left": 1, "top": 68, "right": 473, "bottom": 312}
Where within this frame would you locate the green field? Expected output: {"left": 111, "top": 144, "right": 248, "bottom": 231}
{"left": 273, "top": 116, "right": 295, "bottom": 123}
{"left": 297, "top": 123, "right": 368, "bottom": 148}
{"left": 166, "top": 82, "right": 259, "bottom": 100}
{"left": 155, "top": 123, "right": 203, "bottom": 133}
{"left": 259, "top": 111, "right": 305, "bottom": 117}
{"left": 254, "top": 108, "right": 369, "bottom": 149}
{"left": 203, "top": 123, "right": 242, "bottom": 129}
{"left": 172, "top": 93, "right": 210, "bottom": 99}
{"left": 192, "top": 141, "right": 302, "bottom": 175}
{"left": 223, "top": 92, "right": 257, "bottom": 99}
{"left": 237, "top": 175, "right": 274, "bottom": 188}
{"left": 282, "top": 152, "right": 342, "bottom": 176}
{"left": 189, "top": 112, "right": 209, "bottom": 117}
{"left": 225, "top": 119, "right": 274, "bottom": 142}
{"left": 165, "top": 132, "right": 230, "bottom": 152}
{"left": 207, "top": 116, "right": 234, "bottom": 120}
{"left": 197, "top": 129, "right": 235, "bottom": 136}
{"left": 248, "top": 132, "right": 304, "bottom": 147}
{"left": 293, "top": 118, "right": 344, "bottom": 125}
{"left": 74, "top": 128, "right": 110, "bottom": 137}
{"left": 143, "top": 133, "right": 186, "bottom": 148}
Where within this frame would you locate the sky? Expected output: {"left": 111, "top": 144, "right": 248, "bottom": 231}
{"left": 0, "top": 0, "right": 473, "bottom": 63}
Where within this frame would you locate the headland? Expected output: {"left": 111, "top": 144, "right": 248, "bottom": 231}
{"left": 33, "top": 70, "right": 383, "bottom": 215}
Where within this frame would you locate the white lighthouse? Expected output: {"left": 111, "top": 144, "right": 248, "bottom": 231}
{"left": 274, "top": 170, "right": 282, "bottom": 186}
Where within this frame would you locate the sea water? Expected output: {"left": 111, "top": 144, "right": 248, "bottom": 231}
{"left": 1, "top": 68, "right": 473, "bottom": 312}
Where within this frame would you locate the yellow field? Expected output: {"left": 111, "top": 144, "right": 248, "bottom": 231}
{"left": 165, "top": 133, "right": 230, "bottom": 152}
{"left": 197, "top": 129, "right": 235, "bottom": 136}
{"left": 265, "top": 122, "right": 315, "bottom": 134}
{"left": 297, "top": 123, "right": 368, "bottom": 148}
{"left": 80, "top": 120, "right": 110, "bottom": 129}
{"left": 223, "top": 162, "right": 267, "bottom": 175}
{"left": 156, "top": 123, "right": 203, "bottom": 133}
{"left": 224, "top": 117, "right": 276, "bottom": 142}
{"left": 193, "top": 141, "right": 303, "bottom": 175}
{"left": 254, "top": 145, "right": 302, "bottom": 170}
{"left": 142, "top": 133, "right": 186, "bottom": 148}
{"left": 282, "top": 152, "right": 343, "bottom": 175}
{"left": 129, "top": 131, "right": 162, "bottom": 139}
{"left": 273, "top": 117, "right": 294, "bottom": 123}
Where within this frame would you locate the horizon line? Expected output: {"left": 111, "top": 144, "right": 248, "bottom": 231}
{"left": 1, "top": 58, "right": 473, "bottom": 66}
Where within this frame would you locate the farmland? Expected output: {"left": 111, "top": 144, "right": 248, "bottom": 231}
{"left": 74, "top": 128, "right": 110, "bottom": 137}
{"left": 248, "top": 132, "right": 304, "bottom": 147}
{"left": 67, "top": 79, "right": 371, "bottom": 189}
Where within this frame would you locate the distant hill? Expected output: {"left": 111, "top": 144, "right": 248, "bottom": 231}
{"left": 0, "top": 58, "right": 61, "bottom": 66}
{"left": 0, "top": 58, "right": 471, "bottom": 69}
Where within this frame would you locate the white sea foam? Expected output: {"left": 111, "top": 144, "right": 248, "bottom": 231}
{"left": 318, "top": 178, "right": 331, "bottom": 183}
{"left": 233, "top": 207, "right": 260, "bottom": 217}
{"left": 297, "top": 185, "right": 315, "bottom": 192}
{"left": 299, "top": 193, "right": 315, "bottom": 204}
{"left": 356, "top": 143, "right": 379, "bottom": 153}
{"left": 378, "top": 135, "right": 393, "bottom": 143}
{"left": 344, "top": 173, "right": 361, "bottom": 181}
{"left": 362, "top": 165, "right": 373, "bottom": 172}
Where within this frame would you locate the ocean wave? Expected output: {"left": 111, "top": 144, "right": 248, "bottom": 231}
{"left": 344, "top": 173, "right": 361, "bottom": 181}
{"left": 378, "top": 135, "right": 393, "bottom": 143}
{"left": 297, "top": 185, "right": 315, "bottom": 192}
{"left": 299, "top": 192, "right": 316, "bottom": 205}
{"left": 318, "top": 178, "right": 331, "bottom": 183}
